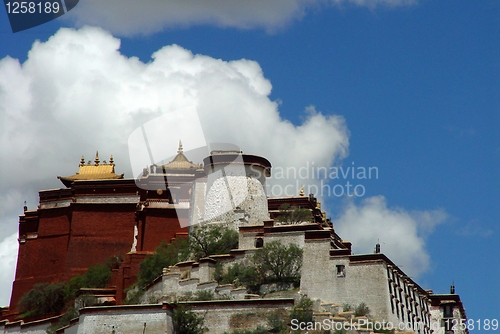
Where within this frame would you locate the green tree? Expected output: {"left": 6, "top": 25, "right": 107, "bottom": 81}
{"left": 19, "top": 283, "right": 66, "bottom": 318}
{"left": 267, "top": 310, "right": 287, "bottom": 333}
{"left": 65, "top": 275, "right": 85, "bottom": 301}
{"left": 215, "top": 263, "right": 260, "bottom": 294}
{"left": 172, "top": 304, "right": 207, "bottom": 334}
{"left": 354, "top": 302, "right": 370, "bottom": 317}
{"left": 122, "top": 289, "right": 145, "bottom": 305}
{"left": 342, "top": 303, "right": 352, "bottom": 312}
{"left": 105, "top": 254, "right": 124, "bottom": 270}
{"left": 137, "top": 237, "right": 190, "bottom": 287}
{"left": 189, "top": 224, "right": 238, "bottom": 261}
{"left": 46, "top": 307, "right": 79, "bottom": 334}
{"left": 252, "top": 241, "right": 303, "bottom": 284}
{"left": 275, "top": 204, "right": 312, "bottom": 225}
{"left": 64, "top": 261, "right": 114, "bottom": 301}
{"left": 83, "top": 263, "right": 112, "bottom": 288}
{"left": 289, "top": 297, "right": 313, "bottom": 325}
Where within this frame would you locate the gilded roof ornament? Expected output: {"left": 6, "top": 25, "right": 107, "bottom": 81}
{"left": 58, "top": 152, "right": 124, "bottom": 187}
{"left": 160, "top": 140, "right": 202, "bottom": 171}
{"left": 299, "top": 185, "right": 305, "bottom": 196}
{"left": 177, "top": 140, "right": 183, "bottom": 154}
{"left": 109, "top": 155, "right": 114, "bottom": 165}
{"left": 94, "top": 151, "right": 100, "bottom": 166}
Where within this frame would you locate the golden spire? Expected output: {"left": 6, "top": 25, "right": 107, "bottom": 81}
{"left": 94, "top": 151, "right": 100, "bottom": 166}
{"left": 299, "top": 185, "right": 305, "bottom": 196}
{"left": 177, "top": 140, "right": 183, "bottom": 154}
{"left": 109, "top": 155, "right": 114, "bottom": 165}
{"left": 80, "top": 155, "right": 85, "bottom": 167}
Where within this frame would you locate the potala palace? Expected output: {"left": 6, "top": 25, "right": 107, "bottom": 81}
{"left": 0, "top": 144, "right": 467, "bottom": 334}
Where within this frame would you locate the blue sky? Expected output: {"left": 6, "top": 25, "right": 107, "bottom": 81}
{"left": 0, "top": 0, "right": 498, "bottom": 326}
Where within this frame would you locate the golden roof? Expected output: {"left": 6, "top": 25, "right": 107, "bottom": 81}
{"left": 160, "top": 141, "right": 202, "bottom": 171}
{"left": 58, "top": 152, "right": 124, "bottom": 187}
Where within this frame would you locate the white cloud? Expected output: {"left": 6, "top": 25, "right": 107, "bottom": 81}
{"left": 0, "top": 233, "right": 18, "bottom": 307}
{"left": 64, "top": 0, "right": 417, "bottom": 36}
{"left": 332, "top": 196, "right": 448, "bottom": 278}
{"left": 0, "top": 26, "right": 444, "bottom": 307}
{"left": 0, "top": 26, "right": 349, "bottom": 302}
{"left": 0, "top": 26, "right": 349, "bottom": 188}
{"left": 457, "top": 220, "right": 494, "bottom": 238}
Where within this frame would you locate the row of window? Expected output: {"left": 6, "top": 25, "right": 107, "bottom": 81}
{"left": 387, "top": 266, "right": 430, "bottom": 334}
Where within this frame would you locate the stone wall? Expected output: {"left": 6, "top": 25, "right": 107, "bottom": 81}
{"left": 301, "top": 237, "right": 390, "bottom": 319}
{"left": 300, "top": 236, "right": 434, "bottom": 333}
{"left": 204, "top": 164, "right": 269, "bottom": 226}
{"left": 60, "top": 304, "right": 172, "bottom": 334}
{"left": 187, "top": 299, "right": 294, "bottom": 334}
{"left": 1, "top": 300, "right": 292, "bottom": 334}
{"left": 0, "top": 315, "right": 60, "bottom": 334}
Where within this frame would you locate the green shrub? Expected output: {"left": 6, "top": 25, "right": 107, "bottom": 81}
{"left": 64, "top": 275, "right": 84, "bottom": 301}
{"left": 137, "top": 238, "right": 190, "bottom": 287}
{"left": 252, "top": 241, "right": 302, "bottom": 284}
{"left": 354, "top": 302, "right": 370, "bottom": 316}
{"left": 105, "top": 254, "right": 124, "bottom": 270}
{"left": 214, "top": 261, "right": 224, "bottom": 282}
{"left": 123, "top": 289, "right": 145, "bottom": 305}
{"left": 289, "top": 297, "right": 313, "bottom": 325}
{"left": 342, "top": 303, "right": 352, "bottom": 312}
{"left": 46, "top": 307, "right": 78, "bottom": 334}
{"left": 189, "top": 224, "right": 238, "bottom": 261}
{"left": 172, "top": 304, "right": 207, "bottom": 334}
{"left": 19, "top": 283, "right": 66, "bottom": 318}
{"left": 64, "top": 262, "right": 113, "bottom": 301}
{"left": 275, "top": 204, "right": 312, "bottom": 225}
{"left": 194, "top": 290, "right": 215, "bottom": 301}
{"left": 215, "top": 242, "right": 302, "bottom": 295}
{"left": 267, "top": 311, "right": 287, "bottom": 333}
{"left": 83, "top": 263, "right": 112, "bottom": 288}
{"left": 215, "top": 263, "right": 260, "bottom": 294}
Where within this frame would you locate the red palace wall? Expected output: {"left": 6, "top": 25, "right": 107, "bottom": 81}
{"left": 8, "top": 201, "right": 187, "bottom": 315}
{"left": 139, "top": 208, "right": 189, "bottom": 252}
{"left": 10, "top": 207, "right": 71, "bottom": 311}
{"left": 64, "top": 204, "right": 137, "bottom": 276}
{"left": 6, "top": 173, "right": 194, "bottom": 318}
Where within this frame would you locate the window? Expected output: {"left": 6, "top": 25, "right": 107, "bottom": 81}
{"left": 255, "top": 238, "right": 264, "bottom": 248}
{"left": 443, "top": 305, "right": 453, "bottom": 318}
{"left": 336, "top": 264, "right": 345, "bottom": 277}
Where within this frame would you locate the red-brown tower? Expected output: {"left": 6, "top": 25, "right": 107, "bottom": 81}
{"left": 6, "top": 145, "right": 202, "bottom": 319}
